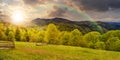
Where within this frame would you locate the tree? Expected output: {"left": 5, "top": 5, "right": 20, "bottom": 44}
{"left": 0, "top": 23, "right": 3, "bottom": 30}
{"left": 101, "top": 30, "right": 120, "bottom": 42}
{"left": 44, "top": 24, "right": 60, "bottom": 44}
{"left": 5, "top": 27, "right": 10, "bottom": 36}
{"left": 15, "top": 28, "right": 22, "bottom": 41}
{"left": 95, "top": 41, "right": 106, "bottom": 50}
{"left": 8, "top": 31, "right": 15, "bottom": 41}
{"left": 83, "top": 31, "right": 101, "bottom": 48}
{"left": 20, "top": 29, "right": 27, "bottom": 42}
{"left": 60, "top": 31, "right": 70, "bottom": 45}
{"left": 25, "top": 29, "right": 30, "bottom": 42}
{"left": 106, "top": 37, "right": 119, "bottom": 50}
{"left": 110, "top": 40, "right": 120, "bottom": 51}
{"left": 0, "top": 30, "right": 7, "bottom": 41}
{"left": 28, "top": 29, "right": 40, "bottom": 42}
{"left": 68, "top": 29, "right": 84, "bottom": 46}
{"left": 38, "top": 31, "right": 45, "bottom": 43}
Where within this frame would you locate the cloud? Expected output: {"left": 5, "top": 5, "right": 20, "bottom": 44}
{"left": 109, "top": 0, "right": 120, "bottom": 8}
{"left": 69, "top": 0, "right": 120, "bottom": 11}
{"left": 0, "top": 10, "right": 11, "bottom": 22}
{"left": 23, "top": 0, "right": 43, "bottom": 6}
{"left": 22, "top": 0, "right": 60, "bottom": 6}
{"left": 1, "top": 0, "right": 120, "bottom": 22}
{"left": 48, "top": 6, "right": 68, "bottom": 17}
{"left": 0, "top": 2, "right": 6, "bottom": 6}
{"left": 22, "top": 0, "right": 120, "bottom": 11}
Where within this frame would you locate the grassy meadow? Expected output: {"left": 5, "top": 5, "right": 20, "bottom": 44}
{"left": 0, "top": 42, "right": 120, "bottom": 60}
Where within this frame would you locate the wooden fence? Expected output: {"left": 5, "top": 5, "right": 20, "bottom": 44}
{"left": 0, "top": 41, "right": 15, "bottom": 49}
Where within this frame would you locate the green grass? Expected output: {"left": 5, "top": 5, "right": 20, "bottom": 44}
{"left": 0, "top": 42, "right": 120, "bottom": 60}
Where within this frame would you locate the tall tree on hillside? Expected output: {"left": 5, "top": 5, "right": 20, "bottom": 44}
{"left": 25, "top": 29, "right": 30, "bottom": 42}
{"left": 15, "top": 28, "right": 21, "bottom": 41}
{"left": 83, "top": 31, "right": 101, "bottom": 48}
{"left": 110, "top": 40, "right": 120, "bottom": 51}
{"left": 20, "top": 29, "right": 27, "bottom": 42}
{"left": 95, "top": 41, "right": 106, "bottom": 50}
{"left": 0, "top": 23, "right": 3, "bottom": 30}
{"left": 0, "top": 30, "right": 7, "bottom": 41}
{"left": 38, "top": 31, "right": 45, "bottom": 43}
{"left": 44, "top": 24, "right": 60, "bottom": 44}
{"left": 102, "top": 30, "right": 120, "bottom": 42}
{"left": 29, "top": 29, "right": 40, "bottom": 42}
{"left": 106, "top": 37, "right": 119, "bottom": 50}
{"left": 5, "top": 27, "right": 10, "bottom": 36}
{"left": 60, "top": 31, "right": 70, "bottom": 45}
{"left": 68, "top": 29, "right": 87, "bottom": 47}
{"left": 8, "top": 31, "right": 15, "bottom": 41}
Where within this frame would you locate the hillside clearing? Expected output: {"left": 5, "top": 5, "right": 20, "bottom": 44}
{"left": 0, "top": 42, "right": 120, "bottom": 60}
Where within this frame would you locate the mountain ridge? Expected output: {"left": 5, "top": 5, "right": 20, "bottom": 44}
{"left": 32, "top": 17, "right": 120, "bottom": 33}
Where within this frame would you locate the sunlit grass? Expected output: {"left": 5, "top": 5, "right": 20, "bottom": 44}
{"left": 0, "top": 42, "right": 120, "bottom": 60}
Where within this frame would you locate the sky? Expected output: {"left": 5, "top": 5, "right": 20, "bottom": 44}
{"left": 0, "top": 0, "right": 120, "bottom": 22}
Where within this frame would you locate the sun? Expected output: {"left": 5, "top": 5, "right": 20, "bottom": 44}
{"left": 11, "top": 10, "right": 25, "bottom": 24}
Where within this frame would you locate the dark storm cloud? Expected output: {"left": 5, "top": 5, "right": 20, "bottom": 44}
{"left": 48, "top": 6, "right": 68, "bottom": 17}
{"left": 109, "top": 0, "right": 120, "bottom": 8}
{"left": 22, "top": 0, "right": 120, "bottom": 11}
{"left": 80, "top": 0, "right": 109, "bottom": 11}
{"left": 71, "top": 0, "right": 120, "bottom": 11}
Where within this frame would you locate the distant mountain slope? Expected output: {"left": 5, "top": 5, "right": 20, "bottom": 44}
{"left": 32, "top": 18, "right": 120, "bottom": 34}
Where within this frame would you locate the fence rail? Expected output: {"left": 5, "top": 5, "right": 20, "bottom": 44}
{"left": 0, "top": 41, "right": 15, "bottom": 49}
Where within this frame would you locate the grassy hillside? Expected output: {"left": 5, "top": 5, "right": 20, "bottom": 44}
{"left": 0, "top": 42, "right": 120, "bottom": 60}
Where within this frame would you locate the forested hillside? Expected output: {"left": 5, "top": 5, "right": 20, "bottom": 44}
{"left": 32, "top": 18, "right": 120, "bottom": 34}
{"left": 0, "top": 22, "right": 120, "bottom": 51}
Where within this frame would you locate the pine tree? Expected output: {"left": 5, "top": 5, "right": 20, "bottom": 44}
{"left": 15, "top": 28, "right": 21, "bottom": 41}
